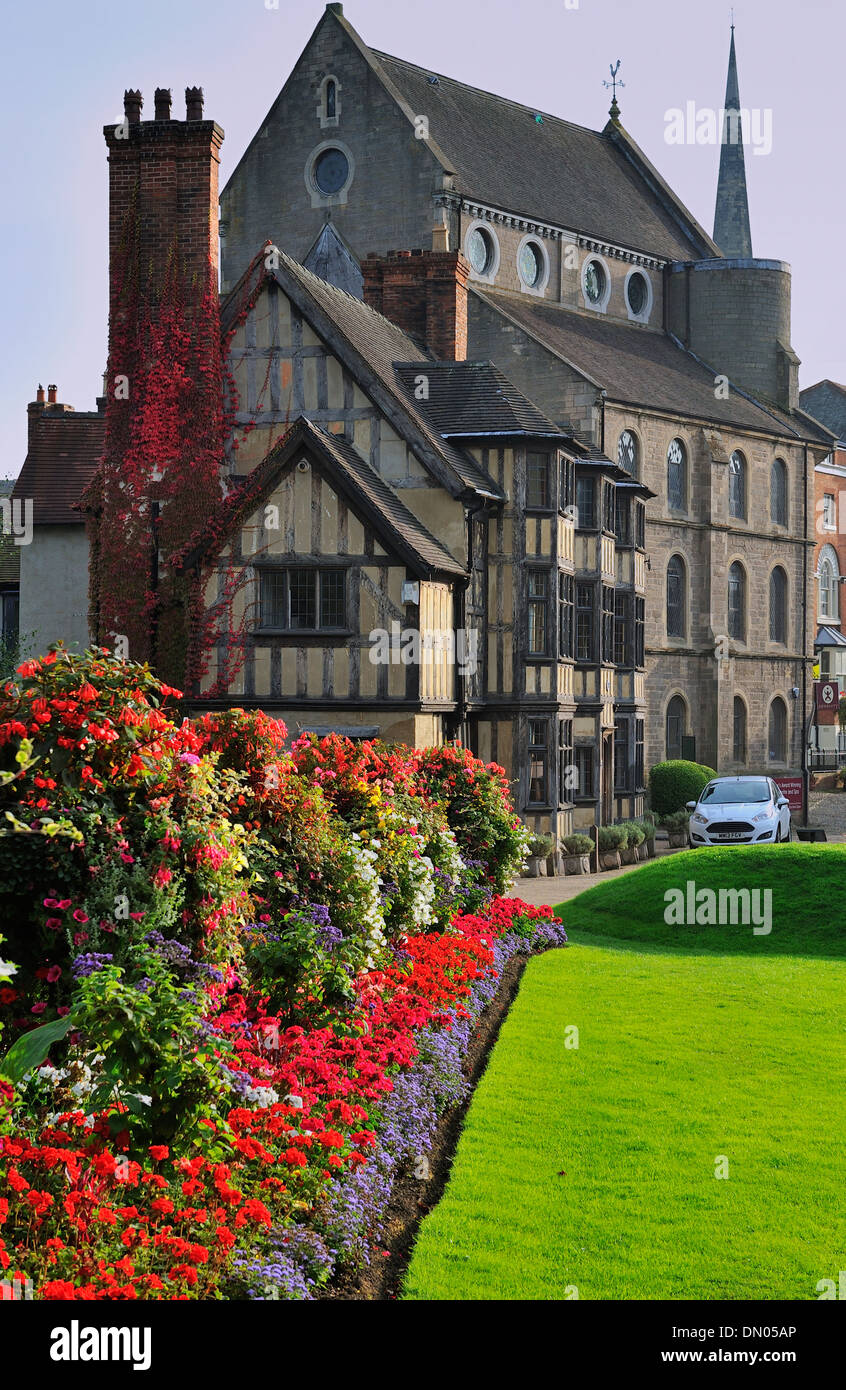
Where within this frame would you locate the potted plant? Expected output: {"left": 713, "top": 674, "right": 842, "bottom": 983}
{"left": 525, "top": 832, "right": 556, "bottom": 877}
{"left": 597, "top": 824, "right": 626, "bottom": 870}
{"left": 641, "top": 812, "right": 657, "bottom": 858}
{"left": 624, "top": 821, "right": 646, "bottom": 863}
{"left": 661, "top": 809, "right": 690, "bottom": 849}
{"left": 561, "top": 833, "right": 593, "bottom": 876}
{"left": 617, "top": 822, "right": 639, "bottom": 865}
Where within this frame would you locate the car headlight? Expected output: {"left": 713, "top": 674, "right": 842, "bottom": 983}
{"left": 752, "top": 811, "right": 772, "bottom": 823}
{"left": 691, "top": 813, "right": 709, "bottom": 826}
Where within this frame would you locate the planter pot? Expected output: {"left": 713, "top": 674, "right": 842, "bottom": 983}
{"left": 637, "top": 842, "right": 650, "bottom": 861}
{"left": 546, "top": 852, "right": 562, "bottom": 877}
{"left": 564, "top": 854, "right": 590, "bottom": 876}
{"left": 619, "top": 846, "right": 638, "bottom": 865}
{"left": 600, "top": 850, "right": 621, "bottom": 871}
{"left": 645, "top": 837, "right": 656, "bottom": 858}
{"left": 667, "top": 831, "right": 688, "bottom": 849}
{"left": 795, "top": 826, "right": 827, "bottom": 842}
{"left": 525, "top": 855, "right": 543, "bottom": 878}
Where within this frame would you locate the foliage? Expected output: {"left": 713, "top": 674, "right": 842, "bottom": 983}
{"left": 659, "top": 809, "right": 691, "bottom": 831}
{"left": 527, "top": 833, "right": 555, "bottom": 858}
{"left": 561, "top": 833, "right": 593, "bottom": 856}
{"left": 648, "top": 760, "right": 717, "bottom": 816}
{"left": 597, "top": 825, "right": 626, "bottom": 852}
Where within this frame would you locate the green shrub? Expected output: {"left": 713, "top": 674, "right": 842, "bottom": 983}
{"left": 528, "top": 833, "right": 556, "bottom": 858}
{"left": 622, "top": 821, "right": 645, "bottom": 847}
{"left": 561, "top": 833, "right": 593, "bottom": 856}
{"left": 598, "top": 825, "right": 626, "bottom": 852}
{"left": 659, "top": 809, "right": 691, "bottom": 831}
{"left": 649, "top": 760, "right": 716, "bottom": 816}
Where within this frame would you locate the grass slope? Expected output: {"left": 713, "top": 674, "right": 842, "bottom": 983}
{"left": 403, "top": 847, "right": 846, "bottom": 1300}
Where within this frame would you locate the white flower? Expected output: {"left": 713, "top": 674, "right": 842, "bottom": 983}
{"left": 0, "top": 959, "right": 17, "bottom": 979}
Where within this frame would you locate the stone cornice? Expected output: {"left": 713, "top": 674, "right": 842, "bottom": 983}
{"left": 437, "top": 193, "right": 666, "bottom": 269}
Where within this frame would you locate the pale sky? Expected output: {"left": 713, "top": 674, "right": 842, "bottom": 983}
{"left": 2, "top": 0, "right": 843, "bottom": 475}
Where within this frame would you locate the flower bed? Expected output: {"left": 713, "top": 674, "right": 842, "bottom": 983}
{"left": 0, "top": 648, "right": 558, "bottom": 1300}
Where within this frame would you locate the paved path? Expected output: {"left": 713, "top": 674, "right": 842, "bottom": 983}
{"left": 806, "top": 792, "right": 846, "bottom": 842}
{"left": 509, "top": 842, "right": 680, "bottom": 910}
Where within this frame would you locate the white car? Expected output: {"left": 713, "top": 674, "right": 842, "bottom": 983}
{"left": 687, "top": 776, "right": 791, "bottom": 847}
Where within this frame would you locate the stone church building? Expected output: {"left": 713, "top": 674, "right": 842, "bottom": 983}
{"left": 14, "top": 5, "right": 835, "bottom": 835}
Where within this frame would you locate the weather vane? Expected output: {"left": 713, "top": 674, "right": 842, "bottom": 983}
{"left": 603, "top": 60, "right": 624, "bottom": 119}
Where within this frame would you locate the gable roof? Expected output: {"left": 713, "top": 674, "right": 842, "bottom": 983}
{"left": 13, "top": 410, "right": 104, "bottom": 525}
{"left": 369, "top": 48, "right": 715, "bottom": 262}
{"left": 221, "top": 245, "right": 503, "bottom": 499}
{"left": 474, "top": 288, "right": 833, "bottom": 444}
{"left": 392, "top": 360, "right": 575, "bottom": 441}
{"left": 176, "top": 415, "right": 466, "bottom": 580}
{"left": 799, "top": 380, "right": 846, "bottom": 445}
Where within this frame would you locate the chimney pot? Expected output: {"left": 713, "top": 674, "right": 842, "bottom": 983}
{"left": 124, "top": 89, "right": 143, "bottom": 124}
{"left": 154, "top": 88, "right": 172, "bottom": 121}
{"left": 185, "top": 86, "right": 204, "bottom": 121}
{"left": 47, "top": 384, "right": 58, "bottom": 405}
{"left": 36, "top": 384, "right": 45, "bottom": 404}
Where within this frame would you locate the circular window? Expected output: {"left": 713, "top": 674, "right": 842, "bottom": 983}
{"left": 584, "top": 258, "right": 607, "bottom": 305}
{"left": 467, "top": 226, "right": 494, "bottom": 276}
{"left": 627, "top": 272, "right": 648, "bottom": 316}
{"left": 518, "top": 240, "right": 544, "bottom": 288}
{"left": 312, "top": 147, "right": 350, "bottom": 195}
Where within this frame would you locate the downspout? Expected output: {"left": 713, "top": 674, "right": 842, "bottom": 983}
{"left": 802, "top": 443, "right": 809, "bottom": 827}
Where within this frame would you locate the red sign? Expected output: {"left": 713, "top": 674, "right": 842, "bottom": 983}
{"left": 773, "top": 777, "right": 803, "bottom": 813}
{"left": 816, "top": 679, "right": 840, "bottom": 723}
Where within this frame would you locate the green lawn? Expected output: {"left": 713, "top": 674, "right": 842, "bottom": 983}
{"left": 403, "top": 847, "right": 846, "bottom": 1300}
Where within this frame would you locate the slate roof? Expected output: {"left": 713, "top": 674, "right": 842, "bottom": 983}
{"left": 475, "top": 288, "right": 833, "bottom": 443}
{"left": 0, "top": 480, "right": 21, "bottom": 585}
{"left": 221, "top": 245, "right": 503, "bottom": 498}
{"left": 816, "top": 624, "right": 846, "bottom": 648}
{"left": 177, "top": 416, "right": 465, "bottom": 580}
{"left": 392, "top": 360, "right": 570, "bottom": 440}
{"left": 13, "top": 410, "right": 104, "bottom": 525}
{"left": 370, "top": 49, "right": 712, "bottom": 262}
{"left": 799, "top": 381, "right": 846, "bottom": 445}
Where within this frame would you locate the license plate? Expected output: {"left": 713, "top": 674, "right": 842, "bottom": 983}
{"left": 717, "top": 833, "right": 746, "bottom": 840}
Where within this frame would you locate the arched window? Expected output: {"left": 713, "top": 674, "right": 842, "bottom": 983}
{"left": 666, "top": 555, "right": 686, "bottom": 638}
{"left": 728, "top": 561, "right": 746, "bottom": 640}
{"left": 729, "top": 450, "right": 747, "bottom": 521}
{"left": 771, "top": 458, "right": 788, "bottom": 526}
{"left": 617, "top": 430, "right": 640, "bottom": 479}
{"left": 733, "top": 697, "right": 747, "bottom": 763}
{"left": 769, "top": 566, "right": 787, "bottom": 643}
{"left": 325, "top": 79, "right": 336, "bottom": 119}
{"left": 666, "top": 695, "right": 687, "bottom": 761}
{"left": 818, "top": 544, "right": 840, "bottom": 621}
{"left": 667, "top": 438, "right": 687, "bottom": 512}
{"left": 768, "top": 697, "right": 788, "bottom": 763}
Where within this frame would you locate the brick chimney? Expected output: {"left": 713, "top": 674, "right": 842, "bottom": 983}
{"left": 363, "top": 249, "right": 470, "bottom": 361}
{"left": 104, "top": 87, "right": 224, "bottom": 318}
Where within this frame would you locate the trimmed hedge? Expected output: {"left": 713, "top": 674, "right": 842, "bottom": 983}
{"left": 649, "top": 760, "right": 716, "bottom": 815}
{"left": 562, "top": 833, "right": 593, "bottom": 856}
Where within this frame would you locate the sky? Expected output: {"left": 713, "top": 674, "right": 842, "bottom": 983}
{"left": 2, "top": 0, "right": 844, "bottom": 475}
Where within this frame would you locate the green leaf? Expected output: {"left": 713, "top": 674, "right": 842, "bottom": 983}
{"left": 0, "top": 1014, "right": 76, "bottom": 1083}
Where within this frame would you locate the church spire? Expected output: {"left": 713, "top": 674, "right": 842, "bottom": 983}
{"left": 713, "top": 24, "right": 753, "bottom": 257}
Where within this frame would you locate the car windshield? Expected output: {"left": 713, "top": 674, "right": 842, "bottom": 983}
{"left": 699, "top": 780, "right": 770, "bottom": 805}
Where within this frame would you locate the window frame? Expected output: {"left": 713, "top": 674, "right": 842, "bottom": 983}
{"left": 728, "top": 561, "right": 746, "bottom": 641}
{"left": 667, "top": 438, "right": 687, "bottom": 514}
{"left": 769, "top": 566, "right": 787, "bottom": 644}
{"left": 729, "top": 450, "right": 747, "bottom": 521}
{"left": 527, "top": 569, "right": 550, "bottom": 656}
{"left": 770, "top": 458, "right": 788, "bottom": 527}
{"left": 527, "top": 717, "right": 550, "bottom": 806}
{"left": 258, "top": 565, "right": 349, "bottom": 634}
{"left": 666, "top": 554, "right": 686, "bottom": 640}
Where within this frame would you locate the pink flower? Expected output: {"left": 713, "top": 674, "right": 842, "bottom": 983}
{"left": 45, "top": 918, "right": 63, "bottom": 931}
{"left": 46, "top": 966, "right": 61, "bottom": 983}
{"left": 57, "top": 900, "right": 71, "bottom": 910}
{"left": 72, "top": 910, "right": 89, "bottom": 924}
{"left": 72, "top": 932, "right": 88, "bottom": 946}
{"left": 43, "top": 898, "right": 59, "bottom": 909}
{"left": 56, "top": 1007, "right": 70, "bottom": 1017}
{"left": 31, "top": 1003, "right": 47, "bottom": 1015}
{"left": 178, "top": 753, "right": 201, "bottom": 766}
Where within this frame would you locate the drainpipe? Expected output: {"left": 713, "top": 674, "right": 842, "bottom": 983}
{"left": 802, "top": 443, "right": 809, "bottom": 827}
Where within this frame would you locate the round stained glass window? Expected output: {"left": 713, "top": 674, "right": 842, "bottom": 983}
{"left": 627, "top": 272, "right": 648, "bottom": 316}
{"left": 584, "top": 258, "right": 606, "bottom": 305}
{"left": 518, "top": 240, "right": 543, "bottom": 288}
{"left": 467, "top": 227, "right": 494, "bottom": 276}
{"left": 313, "top": 147, "right": 350, "bottom": 195}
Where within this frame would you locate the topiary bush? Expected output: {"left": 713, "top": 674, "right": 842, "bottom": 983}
{"left": 648, "top": 760, "right": 716, "bottom": 816}
{"left": 562, "top": 833, "right": 593, "bottom": 856}
{"left": 598, "top": 825, "right": 626, "bottom": 852}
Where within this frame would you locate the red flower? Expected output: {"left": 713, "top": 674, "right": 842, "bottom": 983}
{"left": 148, "top": 1145, "right": 169, "bottom": 1161}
